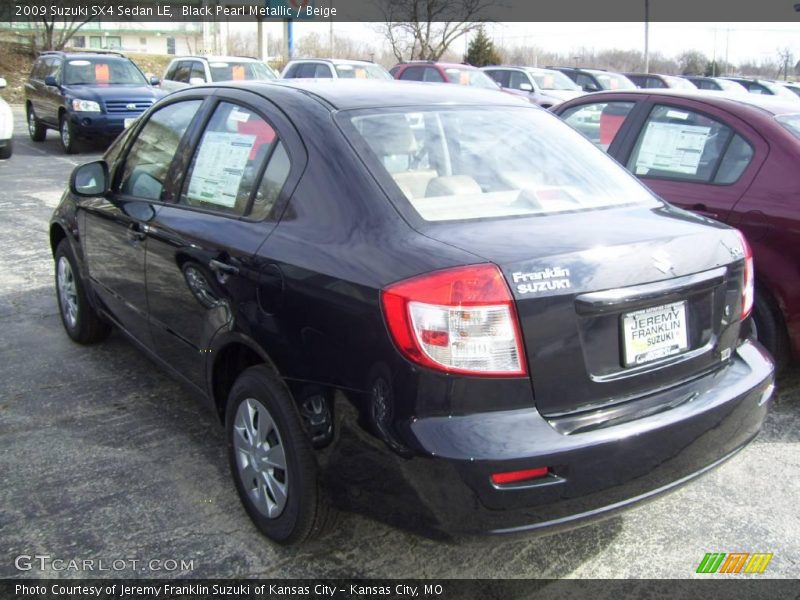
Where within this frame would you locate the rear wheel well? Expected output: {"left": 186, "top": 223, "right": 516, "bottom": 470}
{"left": 50, "top": 224, "right": 67, "bottom": 257}
{"left": 212, "top": 343, "right": 275, "bottom": 421}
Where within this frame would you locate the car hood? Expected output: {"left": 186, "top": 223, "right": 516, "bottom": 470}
{"left": 62, "top": 84, "right": 165, "bottom": 102}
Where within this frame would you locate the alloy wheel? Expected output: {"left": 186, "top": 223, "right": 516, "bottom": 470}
{"left": 57, "top": 256, "right": 78, "bottom": 329}
{"left": 232, "top": 398, "right": 288, "bottom": 518}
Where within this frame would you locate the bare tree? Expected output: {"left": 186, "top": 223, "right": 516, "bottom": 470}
{"left": 26, "top": 1, "right": 95, "bottom": 52}
{"left": 777, "top": 47, "right": 794, "bottom": 81}
{"left": 376, "top": 0, "right": 493, "bottom": 62}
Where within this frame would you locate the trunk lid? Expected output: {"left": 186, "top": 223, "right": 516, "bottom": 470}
{"left": 419, "top": 204, "right": 746, "bottom": 416}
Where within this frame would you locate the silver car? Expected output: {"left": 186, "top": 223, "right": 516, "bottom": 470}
{"left": 482, "top": 66, "right": 584, "bottom": 108}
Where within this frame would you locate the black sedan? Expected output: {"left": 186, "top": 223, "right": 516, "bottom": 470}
{"left": 51, "top": 80, "right": 774, "bottom": 544}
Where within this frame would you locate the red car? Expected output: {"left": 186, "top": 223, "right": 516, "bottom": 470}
{"left": 390, "top": 61, "right": 500, "bottom": 89}
{"left": 555, "top": 89, "right": 800, "bottom": 368}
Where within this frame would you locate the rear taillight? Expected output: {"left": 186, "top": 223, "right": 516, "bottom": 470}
{"left": 736, "top": 231, "right": 754, "bottom": 320}
{"left": 381, "top": 264, "right": 527, "bottom": 376}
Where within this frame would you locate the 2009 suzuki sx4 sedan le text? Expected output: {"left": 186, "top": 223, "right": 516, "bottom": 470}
{"left": 50, "top": 80, "right": 774, "bottom": 544}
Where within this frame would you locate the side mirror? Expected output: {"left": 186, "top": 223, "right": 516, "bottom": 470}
{"left": 519, "top": 82, "right": 533, "bottom": 92}
{"left": 70, "top": 161, "right": 109, "bottom": 197}
{"left": 44, "top": 75, "right": 58, "bottom": 86}
{"left": 189, "top": 77, "right": 206, "bottom": 85}
{"left": 149, "top": 76, "right": 160, "bottom": 86}
{"left": 584, "top": 83, "right": 601, "bottom": 92}
{"left": 0, "top": 77, "right": 6, "bottom": 89}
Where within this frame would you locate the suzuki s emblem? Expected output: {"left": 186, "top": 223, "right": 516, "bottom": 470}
{"left": 126, "top": 103, "right": 137, "bottom": 110}
{"left": 652, "top": 250, "right": 673, "bottom": 274}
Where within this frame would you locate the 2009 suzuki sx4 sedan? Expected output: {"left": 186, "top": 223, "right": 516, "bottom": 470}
{"left": 50, "top": 80, "right": 774, "bottom": 544}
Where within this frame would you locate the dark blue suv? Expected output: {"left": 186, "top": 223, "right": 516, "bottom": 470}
{"left": 25, "top": 51, "right": 165, "bottom": 153}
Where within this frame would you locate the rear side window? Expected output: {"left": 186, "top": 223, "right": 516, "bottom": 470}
{"left": 343, "top": 107, "right": 655, "bottom": 222}
{"left": 172, "top": 61, "right": 191, "bottom": 83}
{"left": 399, "top": 66, "right": 424, "bottom": 81}
{"left": 561, "top": 101, "right": 635, "bottom": 151}
{"left": 180, "top": 102, "right": 289, "bottom": 218}
{"left": 118, "top": 100, "right": 202, "bottom": 200}
{"left": 628, "top": 105, "right": 750, "bottom": 184}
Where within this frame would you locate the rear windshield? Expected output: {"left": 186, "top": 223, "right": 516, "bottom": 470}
{"left": 442, "top": 68, "right": 498, "bottom": 89}
{"left": 776, "top": 114, "right": 800, "bottom": 140}
{"left": 342, "top": 107, "right": 655, "bottom": 222}
{"left": 63, "top": 59, "right": 146, "bottom": 85}
{"left": 209, "top": 61, "right": 275, "bottom": 81}
{"left": 334, "top": 63, "right": 391, "bottom": 80}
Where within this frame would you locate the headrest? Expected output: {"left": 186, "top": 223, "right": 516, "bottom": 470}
{"left": 359, "top": 116, "right": 417, "bottom": 156}
{"left": 425, "top": 175, "right": 482, "bottom": 197}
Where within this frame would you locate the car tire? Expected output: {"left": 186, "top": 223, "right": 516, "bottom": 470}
{"left": 226, "top": 366, "right": 335, "bottom": 545}
{"left": 59, "top": 113, "right": 77, "bottom": 154}
{"left": 0, "top": 140, "right": 11, "bottom": 159}
{"left": 54, "top": 239, "right": 111, "bottom": 344}
{"left": 752, "top": 291, "right": 789, "bottom": 372}
{"left": 27, "top": 106, "right": 46, "bottom": 142}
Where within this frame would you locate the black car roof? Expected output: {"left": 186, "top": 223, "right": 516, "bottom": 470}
{"left": 222, "top": 80, "right": 526, "bottom": 111}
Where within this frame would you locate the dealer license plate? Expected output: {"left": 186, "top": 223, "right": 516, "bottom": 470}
{"left": 123, "top": 117, "right": 136, "bottom": 129}
{"left": 622, "top": 301, "right": 689, "bottom": 366}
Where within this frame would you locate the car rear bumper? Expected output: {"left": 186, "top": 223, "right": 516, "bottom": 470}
{"left": 325, "top": 340, "right": 773, "bottom": 536}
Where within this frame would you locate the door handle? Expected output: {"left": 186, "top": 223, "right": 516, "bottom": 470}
{"left": 126, "top": 223, "right": 149, "bottom": 243}
{"left": 691, "top": 204, "right": 719, "bottom": 220}
{"left": 209, "top": 258, "right": 239, "bottom": 283}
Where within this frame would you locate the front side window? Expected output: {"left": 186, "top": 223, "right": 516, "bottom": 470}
{"left": 529, "top": 70, "right": 579, "bottom": 91}
{"left": 119, "top": 100, "right": 202, "bottom": 200}
{"left": 399, "top": 66, "right": 424, "bottom": 81}
{"left": 628, "top": 105, "right": 751, "bottom": 184}
{"left": 343, "top": 107, "right": 655, "bottom": 222}
{"left": 63, "top": 58, "right": 146, "bottom": 85}
{"left": 561, "top": 101, "right": 635, "bottom": 151}
{"left": 190, "top": 61, "right": 206, "bottom": 82}
{"left": 509, "top": 71, "right": 531, "bottom": 90}
{"left": 181, "top": 102, "right": 288, "bottom": 218}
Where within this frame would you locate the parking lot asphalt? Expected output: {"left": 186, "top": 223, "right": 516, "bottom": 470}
{"left": 0, "top": 106, "right": 798, "bottom": 580}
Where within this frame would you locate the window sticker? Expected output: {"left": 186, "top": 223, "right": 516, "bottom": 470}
{"left": 95, "top": 63, "right": 109, "bottom": 83}
{"left": 634, "top": 121, "right": 711, "bottom": 175}
{"left": 232, "top": 65, "right": 245, "bottom": 80}
{"left": 68, "top": 60, "right": 90, "bottom": 66}
{"left": 186, "top": 131, "right": 256, "bottom": 207}
{"left": 665, "top": 110, "right": 689, "bottom": 120}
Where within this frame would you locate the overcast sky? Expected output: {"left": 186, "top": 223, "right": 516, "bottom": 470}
{"left": 257, "top": 21, "right": 798, "bottom": 64}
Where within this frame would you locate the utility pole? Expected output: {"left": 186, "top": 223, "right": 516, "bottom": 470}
{"left": 644, "top": 0, "right": 650, "bottom": 73}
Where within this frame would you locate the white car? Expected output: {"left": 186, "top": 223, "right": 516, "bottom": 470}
{"left": 160, "top": 56, "right": 278, "bottom": 93}
{"left": 281, "top": 59, "right": 393, "bottom": 80}
{"left": 0, "top": 77, "right": 13, "bottom": 159}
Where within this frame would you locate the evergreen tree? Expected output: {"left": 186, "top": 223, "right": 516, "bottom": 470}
{"left": 464, "top": 27, "right": 501, "bottom": 67}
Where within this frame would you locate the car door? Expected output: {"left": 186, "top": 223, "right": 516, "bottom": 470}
{"left": 616, "top": 98, "right": 769, "bottom": 222}
{"left": 144, "top": 89, "right": 300, "bottom": 390}
{"left": 80, "top": 97, "right": 204, "bottom": 346}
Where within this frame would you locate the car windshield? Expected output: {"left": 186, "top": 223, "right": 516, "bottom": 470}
{"left": 776, "top": 114, "right": 800, "bottom": 140}
{"left": 592, "top": 72, "right": 637, "bottom": 90}
{"left": 334, "top": 63, "right": 391, "bottom": 80}
{"left": 209, "top": 61, "right": 275, "bottom": 81}
{"left": 529, "top": 70, "right": 580, "bottom": 91}
{"left": 63, "top": 58, "right": 147, "bottom": 85}
{"left": 442, "top": 68, "right": 498, "bottom": 89}
{"left": 342, "top": 107, "right": 655, "bottom": 222}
